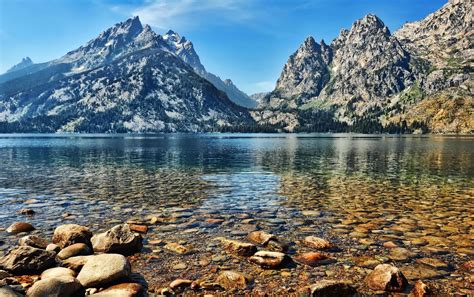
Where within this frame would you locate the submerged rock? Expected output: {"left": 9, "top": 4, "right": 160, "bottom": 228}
{"left": 6, "top": 222, "right": 35, "bottom": 234}
{"left": 0, "top": 246, "right": 55, "bottom": 274}
{"left": 216, "top": 238, "right": 257, "bottom": 257}
{"left": 294, "top": 252, "right": 334, "bottom": 267}
{"left": 409, "top": 280, "right": 430, "bottom": 297}
{"left": 365, "top": 264, "right": 408, "bottom": 292}
{"left": 164, "top": 243, "right": 190, "bottom": 255}
{"left": 299, "top": 280, "right": 356, "bottom": 297}
{"left": 26, "top": 276, "right": 81, "bottom": 297}
{"left": 169, "top": 279, "right": 193, "bottom": 291}
{"left": 19, "top": 235, "right": 49, "bottom": 249}
{"left": 91, "top": 224, "right": 142, "bottom": 255}
{"left": 249, "top": 251, "right": 286, "bottom": 269}
{"left": 53, "top": 224, "right": 92, "bottom": 248}
{"left": 247, "top": 231, "right": 288, "bottom": 252}
{"left": 303, "top": 236, "right": 332, "bottom": 250}
{"left": 216, "top": 270, "right": 247, "bottom": 290}
{"left": 76, "top": 254, "right": 130, "bottom": 288}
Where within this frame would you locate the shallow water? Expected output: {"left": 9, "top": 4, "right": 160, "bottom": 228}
{"left": 0, "top": 134, "right": 473, "bottom": 294}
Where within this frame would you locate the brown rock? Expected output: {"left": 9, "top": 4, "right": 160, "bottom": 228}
{"left": 19, "top": 235, "right": 49, "bottom": 249}
{"left": 169, "top": 279, "right": 193, "bottom": 290}
{"left": 76, "top": 254, "right": 130, "bottom": 288}
{"left": 249, "top": 251, "right": 286, "bottom": 269}
{"left": 6, "top": 222, "right": 35, "bottom": 234}
{"left": 415, "top": 258, "right": 449, "bottom": 270}
{"left": 57, "top": 243, "right": 91, "bottom": 260}
{"left": 247, "top": 231, "right": 275, "bottom": 245}
{"left": 299, "top": 280, "right": 356, "bottom": 297}
{"left": 61, "top": 255, "right": 91, "bottom": 272}
{"left": 164, "top": 243, "right": 190, "bottom": 255}
{"left": 0, "top": 286, "right": 22, "bottom": 297}
{"left": 27, "top": 276, "right": 81, "bottom": 297}
{"left": 89, "top": 283, "right": 143, "bottom": 297}
{"left": 460, "top": 260, "right": 474, "bottom": 272}
{"left": 365, "top": 264, "right": 408, "bottom": 292}
{"left": 294, "top": 252, "right": 333, "bottom": 267}
{"left": 129, "top": 224, "right": 148, "bottom": 233}
{"left": 52, "top": 224, "right": 92, "bottom": 248}
{"left": 352, "top": 255, "right": 381, "bottom": 269}
{"left": 46, "top": 244, "right": 61, "bottom": 253}
{"left": 91, "top": 224, "right": 142, "bottom": 255}
{"left": 41, "top": 267, "right": 76, "bottom": 279}
{"left": 18, "top": 209, "right": 35, "bottom": 215}
{"left": 303, "top": 236, "right": 332, "bottom": 250}
{"left": 409, "top": 280, "right": 430, "bottom": 297}
{"left": 0, "top": 246, "right": 55, "bottom": 274}
{"left": 216, "top": 270, "right": 247, "bottom": 290}
{"left": 217, "top": 238, "right": 257, "bottom": 256}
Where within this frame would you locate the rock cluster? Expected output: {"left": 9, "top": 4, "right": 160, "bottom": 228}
{"left": 0, "top": 223, "right": 143, "bottom": 297}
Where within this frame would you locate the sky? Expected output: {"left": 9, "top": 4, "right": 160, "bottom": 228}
{"left": 0, "top": 0, "right": 447, "bottom": 95}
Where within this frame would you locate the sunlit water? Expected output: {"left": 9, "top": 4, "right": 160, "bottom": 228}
{"left": 0, "top": 134, "right": 473, "bottom": 293}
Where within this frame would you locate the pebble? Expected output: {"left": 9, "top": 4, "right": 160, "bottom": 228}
{"left": 216, "top": 270, "right": 247, "bottom": 290}
{"left": 216, "top": 238, "right": 257, "bottom": 256}
{"left": 303, "top": 236, "right": 332, "bottom": 250}
{"left": 293, "top": 252, "right": 333, "bottom": 267}
{"left": 249, "top": 251, "right": 286, "bottom": 269}
{"left": 164, "top": 242, "right": 190, "bottom": 255}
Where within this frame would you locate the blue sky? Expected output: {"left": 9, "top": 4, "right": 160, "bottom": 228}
{"left": 0, "top": 0, "right": 446, "bottom": 94}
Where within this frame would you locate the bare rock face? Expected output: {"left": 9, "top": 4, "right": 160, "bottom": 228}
{"left": 52, "top": 224, "right": 92, "bottom": 248}
{"left": 0, "top": 246, "right": 56, "bottom": 274}
{"left": 267, "top": 37, "right": 331, "bottom": 109}
{"left": 26, "top": 276, "right": 81, "bottom": 297}
{"left": 365, "top": 264, "right": 408, "bottom": 292}
{"left": 91, "top": 224, "right": 142, "bottom": 255}
{"left": 76, "top": 254, "right": 131, "bottom": 288}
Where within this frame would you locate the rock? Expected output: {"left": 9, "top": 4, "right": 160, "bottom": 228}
{"left": 460, "top": 260, "right": 474, "bottom": 272}
{"left": 53, "top": 224, "right": 92, "bottom": 248}
{"left": 61, "top": 255, "right": 91, "bottom": 272}
{"left": 89, "top": 283, "right": 143, "bottom": 297}
{"left": 91, "top": 224, "right": 142, "bottom": 255}
{"left": 249, "top": 251, "right": 287, "bottom": 269}
{"left": 164, "top": 243, "right": 190, "bottom": 255}
{"left": 26, "top": 276, "right": 81, "bottom": 297}
{"left": 6, "top": 222, "right": 35, "bottom": 234}
{"left": 216, "top": 238, "right": 257, "bottom": 256}
{"left": 216, "top": 270, "right": 247, "bottom": 290}
{"left": 0, "top": 286, "right": 22, "bottom": 297}
{"left": 409, "top": 280, "right": 430, "bottom": 297}
{"left": 18, "top": 209, "right": 35, "bottom": 215}
{"left": 172, "top": 262, "right": 187, "bottom": 270}
{"left": 46, "top": 244, "right": 61, "bottom": 253}
{"left": 169, "top": 279, "right": 193, "bottom": 290}
{"left": 400, "top": 264, "right": 449, "bottom": 280}
{"left": 364, "top": 264, "right": 408, "bottom": 292}
{"left": 388, "top": 247, "right": 417, "bottom": 262}
{"left": 303, "top": 236, "right": 332, "bottom": 250}
{"left": 415, "top": 258, "right": 449, "bottom": 270}
{"left": 0, "top": 269, "right": 12, "bottom": 279}
{"left": 129, "top": 224, "right": 148, "bottom": 233}
{"left": 294, "top": 252, "right": 334, "bottom": 267}
{"left": 247, "top": 231, "right": 288, "bottom": 252}
{"left": 352, "top": 256, "right": 381, "bottom": 269}
{"left": 41, "top": 267, "right": 76, "bottom": 279}
{"left": 57, "top": 243, "right": 91, "bottom": 260}
{"left": 76, "top": 254, "right": 130, "bottom": 288}
{"left": 299, "top": 280, "right": 356, "bottom": 297}
{"left": 0, "top": 246, "right": 56, "bottom": 274}
{"left": 19, "top": 236, "right": 49, "bottom": 249}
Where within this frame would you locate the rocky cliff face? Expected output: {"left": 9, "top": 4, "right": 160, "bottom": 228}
{"left": 6, "top": 57, "right": 34, "bottom": 73}
{"left": 163, "top": 31, "right": 256, "bottom": 108}
{"left": 0, "top": 17, "right": 252, "bottom": 132}
{"left": 257, "top": 0, "right": 472, "bottom": 133}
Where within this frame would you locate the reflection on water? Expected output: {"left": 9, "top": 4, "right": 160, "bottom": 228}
{"left": 0, "top": 134, "right": 473, "bottom": 293}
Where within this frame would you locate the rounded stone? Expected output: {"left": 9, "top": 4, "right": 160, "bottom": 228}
{"left": 216, "top": 270, "right": 247, "bottom": 290}
{"left": 76, "top": 254, "right": 130, "bottom": 288}
{"left": 26, "top": 276, "right": 81, "bottom": 297}
{"left": 0, "top": 246, "right": 56, "bottom": 274}
{"left": 249, "top": 251, "right": 286, "bottom": 269}
{"left": 365, "top": 264, "right": 408, "bottom": 292}
{"left": 19, "top": 235, "right": 49, "bottom": 249}
{"left": 41, "top": 267, "right": 76, "bottom": 279}
{"left": 91, "top": 224, "right": 142, "bottom": 255}
{"left": 52, "top": 224, "right": 92, "bottom": 249}
{"left": 89, "top": 283, "right": 143, "bottom": 297}
{"left": 303, "top": 236, "right": 332, "bottom": 250}
{"left": 6, "top": 222, "right": 35, "bottom": 234}
{"left": 57, "top": 243, "right": 91, "bottom": 260}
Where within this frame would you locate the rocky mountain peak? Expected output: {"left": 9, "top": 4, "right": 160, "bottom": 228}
{"left": 6, "top": 57, "right": 34, "bottom": 73}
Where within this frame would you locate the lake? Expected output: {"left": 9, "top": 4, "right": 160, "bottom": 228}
{"left": 0, "top": 134, "right": 473, "bottom": 294}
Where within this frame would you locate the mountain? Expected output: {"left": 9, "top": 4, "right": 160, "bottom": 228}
{"left": 6, "top": 57, "right": 33, "bottom": 73}
{"left": 256, "top": 0, "right": 472, "bottom": 133}
{"left": 0, "top": 17, "right": 253, "bottom": 133}
{"left": 162, "top": 30, "right": 257, "bottom": 109}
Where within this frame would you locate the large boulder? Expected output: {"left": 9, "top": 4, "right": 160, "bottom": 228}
{"left": 0, "top": 246, "right": 56, "bottom": 274}
{"left": 89, "top": 283, "right": 143, "bottom": 297}
{"left": 76, "top": 254, "right": 130, "bottom": 288}
{"left": 365, "top": 264, "right": 408, "bottom": 292}
{"left": 91, "top": 224, "right": 142, "bottom": 255}
{"left": 26, "top": 276, "right": 81, "bottom": 297}
{"left": 52, "top": 224, "right": 92, "bottom": 248}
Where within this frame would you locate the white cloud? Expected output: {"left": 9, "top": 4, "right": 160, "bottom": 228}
{"left": 132, "top": 0, "right": 255, "bottom": 30}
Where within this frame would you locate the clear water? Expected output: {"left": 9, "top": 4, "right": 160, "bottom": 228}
{"left": 0, "top": 134, "right": 473, "bottom": 293}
